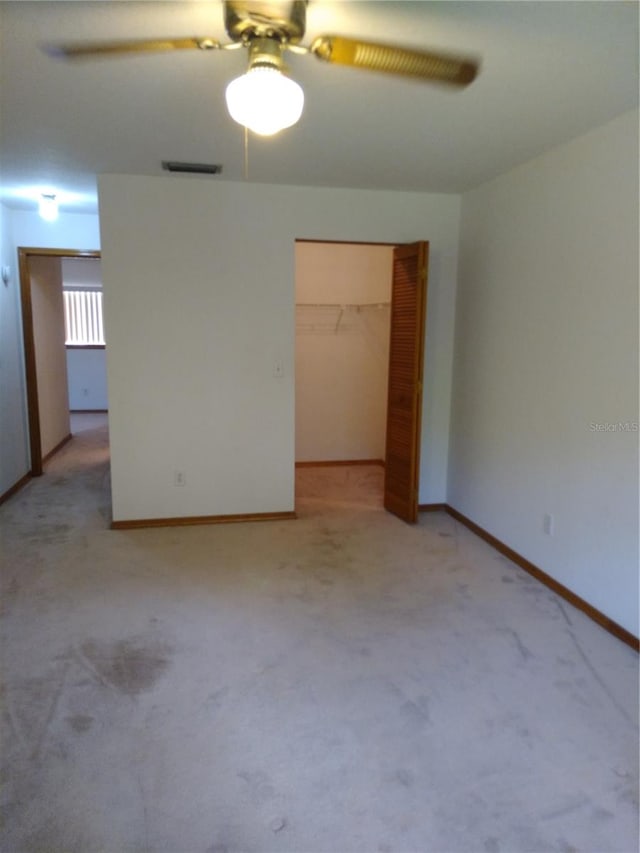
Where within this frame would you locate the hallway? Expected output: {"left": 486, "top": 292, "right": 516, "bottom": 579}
{"left": 0, "top": 423, "right": 637, "bottom": 853}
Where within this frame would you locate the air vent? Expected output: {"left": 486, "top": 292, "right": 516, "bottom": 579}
{"left": 161, "top": 161, "right": 222, "bottom": 175}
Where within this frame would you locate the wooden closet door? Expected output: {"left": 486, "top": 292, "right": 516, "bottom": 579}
{"left": 383, "top": 241, "right": 428, "bottom": 523}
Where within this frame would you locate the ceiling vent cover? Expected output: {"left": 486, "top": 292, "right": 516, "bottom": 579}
{"left": 162, "top": 161, "right": 222, "bottom": 175}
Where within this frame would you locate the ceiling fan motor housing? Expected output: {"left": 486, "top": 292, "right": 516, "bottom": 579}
{"left": 223, "top": 0, "right": 307, "bottom": 44}
{"left": 247, "top": 37, "right": 288, "bottom": 72}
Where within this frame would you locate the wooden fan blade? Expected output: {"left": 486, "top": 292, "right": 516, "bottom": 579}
{"left": 44, "top": 36, "right": 221, "bottom": 59}
{"left": 311, "top": 35, "right": 478, "bottom": 87}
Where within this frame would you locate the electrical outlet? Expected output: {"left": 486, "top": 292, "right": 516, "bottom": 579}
{"left": 543, "top": 513, "right": 554, "bottom": 536}
{"left": 174, "top": 470, "right": 186, "bottom": 487}
{"left": 273, "top": 361, "right": 284, "bottom": 378}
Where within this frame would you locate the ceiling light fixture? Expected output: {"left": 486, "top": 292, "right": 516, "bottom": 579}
{"left": 225, "top": 38, "right": 304, "bottom": 136}
{"left": 39, "top": 193, "right": 59, "bottom": 221}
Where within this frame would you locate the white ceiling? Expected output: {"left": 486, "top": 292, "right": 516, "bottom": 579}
{"left": 0, "top": 1, "right": 637, "bottom": 214}
{"left": 61, "top": 257, "right": 102, "bottom": 287}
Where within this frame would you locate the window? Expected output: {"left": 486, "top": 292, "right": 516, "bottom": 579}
{"left": 63, "top": 288, "right": 105, "bottom": 346}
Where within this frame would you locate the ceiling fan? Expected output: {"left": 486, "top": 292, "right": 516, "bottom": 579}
{"left": 46, "top": 0, "right": 479, "bottom": 136}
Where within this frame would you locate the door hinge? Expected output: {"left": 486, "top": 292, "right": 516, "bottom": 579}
{"left": 420, "top": 267, "right": 427, "bottom": 280}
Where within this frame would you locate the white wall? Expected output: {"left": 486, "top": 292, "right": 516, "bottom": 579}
{"left": 99, "top": 175, "right": 460, "bottom": 522}
{"left": 296, "top": 242, "right": 393, "bottom": 304}
{"left": 449, "top": 110, "right": 639, "bottom": 636}
{"left": 62, "top": 257, "right": 102, "bottom": 286}
{"left": 0, "top": 208, "right": 100, "bottom": 493}
{"left": 10, "top": 209, "right": 100, "bottom": 255}
{"left": 0, "top": 203, "right": 30, "bottom": 495}
{"left": 66, "top": 349, "right": 108, "bottom": 410}
{"left": 295, "top": 242, "right": 392, "bottom": 463}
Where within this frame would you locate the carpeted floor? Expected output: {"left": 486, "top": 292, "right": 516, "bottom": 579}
{"left": 0, "top": 414, "right": 637, "bottom": 853}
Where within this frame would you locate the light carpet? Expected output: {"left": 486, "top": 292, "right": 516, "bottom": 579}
{"left": 0, "top": 415, "right": 637, "bottom": 853}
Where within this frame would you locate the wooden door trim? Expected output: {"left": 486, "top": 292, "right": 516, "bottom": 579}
{"left": 295, "top": 238, "right": 399, "bottom": 247}
{"left": 412, "top": 243, "right": 428, "bottom": 518}
{"left": 18, "top": 249, "right": 41, "bottom": 475}
{"left": 18, "top": 247, "right": 101, "bottom": 476}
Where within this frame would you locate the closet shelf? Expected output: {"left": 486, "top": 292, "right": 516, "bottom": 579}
{"left": 296, "top": 302, "right": 390, "bottom": 309}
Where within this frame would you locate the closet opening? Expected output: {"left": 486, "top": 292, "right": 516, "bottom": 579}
{"left": 294, "top": 239, "right": 428, "bottom": 522}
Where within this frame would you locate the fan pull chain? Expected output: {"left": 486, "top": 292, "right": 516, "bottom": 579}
{"left": 244, "top": 126, "right": 249, "bottom": 181}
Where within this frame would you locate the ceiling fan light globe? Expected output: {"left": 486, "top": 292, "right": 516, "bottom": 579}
{"left": 225, "top": 67, "right": 304, "bottom": 136}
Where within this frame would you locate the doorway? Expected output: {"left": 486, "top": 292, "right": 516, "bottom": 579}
{"left": 294, "top": 239, "right": 428, "bottom": 523}
{"left": 18, "top": 247, "right": 102, "bottom": 476}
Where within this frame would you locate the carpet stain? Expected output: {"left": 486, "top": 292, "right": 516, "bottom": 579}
{"left": 591, "top": 806, "right": 615, "bottom": 821}
{"left": 67, "top": 714, "right": 93, "bottom": 734}
{"left": 80, "top": 636, "right": 172, "bottom": 696}
{"left": 501, "top": 627, "right": 534, "bottom": 661}
{"left": 269, "top": 816, "right": 287, "bottom": 833}
{"left": 395, "top": 768, "right": 414, "bottom": 788}
{"left": 539, "top": 794, "right": 589, "bottom": 821}
{"left": 401, "top": 695, "right": 431, "bottom": 727}
{"left": 237, "top": 769, "right": 276, "bottom": 803}
{"left": 205, "top": 687, "right": 230, "bottom": 711}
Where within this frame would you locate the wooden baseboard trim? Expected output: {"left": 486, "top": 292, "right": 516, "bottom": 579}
{"left": 42, "top": 433, "right": 72, "bottom": 466}
{"left": 0, "top": 472, "right": 32, "bottom": 506}
{"left": 296, "top": 459, "right": 384, "bottom": 468}
{"left": 70, "top": 409, "right": 108, "bottom": 414}
{"left": 112, "top": 510, "right": 297, "bottom": 530}
{"left": 445, "top": 504, "right": 639, "bottom": 653}
{"left": 418, "top": 502, "right": 447, "bottom": 512}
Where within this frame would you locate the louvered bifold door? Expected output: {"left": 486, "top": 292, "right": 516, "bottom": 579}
{"left": 384, "top": 241, "right": 429, "bottom": 523}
